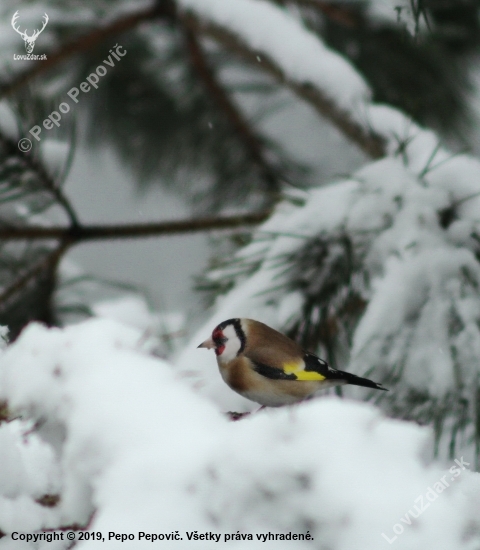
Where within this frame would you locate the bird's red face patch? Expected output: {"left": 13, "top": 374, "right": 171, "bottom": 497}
{"left": 212, "top": 327, "right": 225, "bottom": 356}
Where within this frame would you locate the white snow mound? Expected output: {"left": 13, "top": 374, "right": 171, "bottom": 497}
{"left": 0, "top": 320, "right": 478, "bottom": 548}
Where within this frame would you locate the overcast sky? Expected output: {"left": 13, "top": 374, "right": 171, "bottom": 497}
{"left": 64, "top": 148, "right": 209, "bottom": 317}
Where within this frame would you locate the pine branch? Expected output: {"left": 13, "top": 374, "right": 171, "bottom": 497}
{"left": 0, "top": 211, "right": 271, "bottom": 242}
{"left": 0, "top": 2, "right": 176, "bottom": 98}
{"left": 0, "top": 241, "right": 69, "bottom": 311}
{"left": 182, "top": 16, "right": 281, "bottom": 199}
{"left": 0, "top": 132, "right": 79, "bottom": 227}
{"left": 191, "top": 17, "right": 386, "bottom": 159}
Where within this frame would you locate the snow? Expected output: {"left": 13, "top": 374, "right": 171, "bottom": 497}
{"left": 92, "top": 295, "right": 185, "bottom": 358}
{"left": 0, "top": 328, "right": 8, "bottom": 351}
{"left": 0, "top": 421, "right": 58, "bottom": 500}
{"left": 179, "top": 0, "right": 371, "bottom": 113}
{"left": 0, "top": 319, "right": 479, "bottom": 548}
{"left": 93, "top": 295, "right": 184, "bottom": 337}
{"left": 366, "top": 0, "right": 427, "bottom": 35}
{"left": 41, "top": 140, "right": 69, "bottom": 174}
{"left": 0, "top": 101, "right": 18, "bottom": 140}
{"left": 0, "top": 319, "right": 224, "bottom": 538}
{"left": 352, "top": 249, "right": 480, "bottom": 395}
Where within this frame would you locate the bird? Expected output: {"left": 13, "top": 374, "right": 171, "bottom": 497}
{"left": 198, "top": 318, "right": 387, "bottom": 407}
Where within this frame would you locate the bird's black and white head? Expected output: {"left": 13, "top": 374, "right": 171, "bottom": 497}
{"left": 198, "top": 318, "right": 246, "bottom": 362}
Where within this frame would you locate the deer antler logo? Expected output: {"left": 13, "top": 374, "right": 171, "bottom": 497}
{"left": 11, "top": 10, "right": 49, "bottom": 54}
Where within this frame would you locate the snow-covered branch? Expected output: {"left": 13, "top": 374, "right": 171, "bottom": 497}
{"left": 182, "top": 16, "right": 282, "bottom": 198}
{"left": 1, "top": 0, "right": 387, "bottom": 159}
{"left": 180, "top": 0, "right": 386, "bottom": 158}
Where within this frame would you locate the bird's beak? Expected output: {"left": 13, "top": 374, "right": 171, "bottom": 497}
{"left": 197, "top": 337, "right": 215, "bottom": 349}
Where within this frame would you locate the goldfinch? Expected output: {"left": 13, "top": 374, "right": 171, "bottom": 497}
{"left": 198, "top": 318, "right": 387, "bottom": 407}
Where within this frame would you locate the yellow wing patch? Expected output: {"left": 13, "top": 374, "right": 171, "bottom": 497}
{"left": 283, "top": 362, "right": 326, "bottom": 381}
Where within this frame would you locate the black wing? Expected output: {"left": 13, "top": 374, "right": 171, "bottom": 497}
{"left": 304, "top": 352, "right": 388, "bottom": 391}
{"left": 252, "top": 361, "right": 297, "bottom": 380}
{"left": 303, "top": 352, "right": 332, "bottom": 377}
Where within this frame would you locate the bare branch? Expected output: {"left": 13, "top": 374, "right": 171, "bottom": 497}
{"left": 0, "top": 211, "right": 269, "bottom": 316}
{"left": 0, "top": 211, "right": 271, "bottom": 243}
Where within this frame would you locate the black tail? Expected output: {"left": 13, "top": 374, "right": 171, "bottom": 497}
{"left": 336, "top": 370, "right": 388, "bottom": 391}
